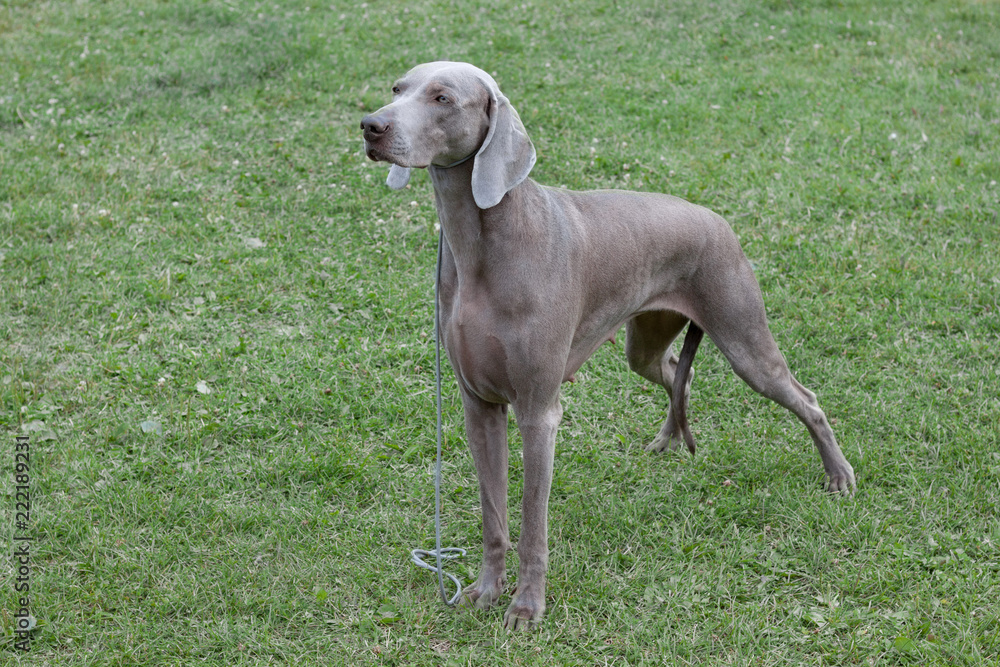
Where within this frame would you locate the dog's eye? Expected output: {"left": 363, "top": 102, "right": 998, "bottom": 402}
{"left": 436, "top": 95, "right": 449, "bottom": 103}
{"left": 392, "top": 86, "right": 401, "bottom": 94}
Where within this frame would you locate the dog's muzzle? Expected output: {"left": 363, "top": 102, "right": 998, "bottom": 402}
{"left": 361, "top": 113, "right": 392, "bottom": 161}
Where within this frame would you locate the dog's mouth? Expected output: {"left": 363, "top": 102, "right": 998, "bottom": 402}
{"left": 364, "top": 141, "right": 408, "bottom": 166}
{"left": 364, "top": 143, "right": 387, "bottom": 162}
{"left": 364, "top": 144, "right": 428, "bottom": 170}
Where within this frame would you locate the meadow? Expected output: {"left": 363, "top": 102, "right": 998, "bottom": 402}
{"left": 1, "top": 0, "right": 999, "bottom": 664}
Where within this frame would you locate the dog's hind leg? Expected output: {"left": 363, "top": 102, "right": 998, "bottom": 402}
{"left": 696, "top": 279, "right": 856, "bottom": 494}
{"left": 625, "top": 311, "right": 696, "bottom": 453}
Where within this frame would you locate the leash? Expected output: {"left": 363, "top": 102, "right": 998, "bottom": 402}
{"left": 409, "top": 229, "right": 466, "bottom": 606}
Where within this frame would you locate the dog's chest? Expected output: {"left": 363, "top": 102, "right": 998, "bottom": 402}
{"left": 442, "top": 301, "right": 519, "bottom": 404}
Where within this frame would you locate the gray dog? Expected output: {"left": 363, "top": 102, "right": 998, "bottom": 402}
{"left": 361, "top": 62, "right": 855, "bottom": 631}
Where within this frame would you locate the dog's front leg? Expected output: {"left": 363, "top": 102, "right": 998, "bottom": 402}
{"left": 504, "top": 398, "right": 563, "bottom": 631}
{"left": 459, "top": 389, "right": 512, "bottom": 610}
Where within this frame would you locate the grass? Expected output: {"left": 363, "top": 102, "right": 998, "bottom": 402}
{"left": 1, "top": 0, "right": 998, "bottom": 664}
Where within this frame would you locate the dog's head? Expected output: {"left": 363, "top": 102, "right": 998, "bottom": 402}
{"left": 360, "top": 62, "right": 536, "bottom": 209}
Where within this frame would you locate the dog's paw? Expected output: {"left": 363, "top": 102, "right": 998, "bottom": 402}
{"left": 644, "top": 431, "right": 685, "bottom": 453}
{"left": 503, "top": 593, "right": 544, "bottom": 632}
{"left": 824, "top": 462, "right": 856, "bottom": 496}
{"left": 460, "top": 575, "right": 505, "bottom": 610}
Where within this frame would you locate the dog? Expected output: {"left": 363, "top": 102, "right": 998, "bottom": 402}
{"left": 361, "top": 61, "right": 856, "bottom": 631}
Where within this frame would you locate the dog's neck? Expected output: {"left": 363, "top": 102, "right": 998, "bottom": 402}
{"left": 428, "top": 160, "right": 542, "bottom": 287}
{"left": 429, "top": 161, "right": 495, "bottom": 266}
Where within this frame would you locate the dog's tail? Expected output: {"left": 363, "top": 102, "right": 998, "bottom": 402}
{"left": 672, "top": 322, "right": 703, "bottom": 455}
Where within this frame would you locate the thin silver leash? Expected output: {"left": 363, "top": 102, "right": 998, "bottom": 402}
{"left": 409, "top": 229, "right": 465, "bottom": 606}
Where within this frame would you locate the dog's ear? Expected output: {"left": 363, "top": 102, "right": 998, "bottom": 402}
{"left": 471, "top": 85, "right": 536, "bottom": 209}
{"left": 387, "top": 164, "right": 411, "bottom": 189}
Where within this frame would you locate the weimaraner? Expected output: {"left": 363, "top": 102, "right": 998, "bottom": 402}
{"left": 360, "top": 61, "right": 856, "bottom": 631}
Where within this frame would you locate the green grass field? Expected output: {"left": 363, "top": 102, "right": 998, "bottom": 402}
{"left": 2, "top": 0, "right": 999, "bottom": 664}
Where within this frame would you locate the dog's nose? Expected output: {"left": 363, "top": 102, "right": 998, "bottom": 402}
{"left": 361, "top": 114, "right": 390, "bottom": 137}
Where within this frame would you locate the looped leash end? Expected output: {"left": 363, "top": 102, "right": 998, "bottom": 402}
{"left": 410, "top": 548, "right": 466, "bottom": 606}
